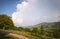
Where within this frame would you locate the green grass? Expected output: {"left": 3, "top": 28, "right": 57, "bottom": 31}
{"left": 12, "top": 31, "right": 60, "bottom": 39}
{"left": 9, "top": 30, "right": 40, "bottom": 39}
{"left": 1, "top": 29, "right": 60, "bottom": 39}
{"left": 0, "top": 29, "right": 17, "bottom": 39}
{"left": 0, "top": 33, "right": 17, "bottom": 39}
{"left": 1, "top": 30, "right": 41, "bottom": 39}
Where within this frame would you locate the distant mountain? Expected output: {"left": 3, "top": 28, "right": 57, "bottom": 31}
{"left": 28, "top": 22, "right": 60, "bottom": 30}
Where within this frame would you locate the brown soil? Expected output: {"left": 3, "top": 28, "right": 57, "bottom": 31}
{"left": 9, "top": 33, "right": 30, "bottom": 39}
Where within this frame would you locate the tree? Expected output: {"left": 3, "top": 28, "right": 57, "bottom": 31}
{"left": 18, "top": 27, "right": 24, "bottom": 31}
{"left": 40, "top": 25, "right": 44, "bottom": 35}
{"left": 0, "top": 14, "right": 14, "bottom": 30}
{"left": 24, "top": 28, "right": 31, "bottom": 32}
{"left": 31, "top": 27, "right": 40, "bottom": 36}
{"left": 32, "top": 27, "right": 38, "bottom": 33}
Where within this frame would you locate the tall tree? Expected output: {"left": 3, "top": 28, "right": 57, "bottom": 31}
{"left": 0, "top": 14, "right": 14, "bottom": 30}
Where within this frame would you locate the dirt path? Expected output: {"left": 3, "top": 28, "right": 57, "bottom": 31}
{"left": 9, "top": 33, "right": 30, "bottom": 39}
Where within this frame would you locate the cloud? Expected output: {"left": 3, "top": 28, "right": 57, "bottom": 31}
{"left": 12, "top": 0, "right": 60, "bottom": 27}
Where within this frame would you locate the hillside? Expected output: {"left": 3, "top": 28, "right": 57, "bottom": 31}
{"left": 32, "top": 22, "right": 60, "bottom": 29}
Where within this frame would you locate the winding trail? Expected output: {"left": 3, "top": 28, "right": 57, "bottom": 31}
{"left": 9, "top": 33, "right": 30, "bottom": 39}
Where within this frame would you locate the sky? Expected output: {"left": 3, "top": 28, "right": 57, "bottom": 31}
{"left": 0, "top": 0, "right": 60, "bottom": 27}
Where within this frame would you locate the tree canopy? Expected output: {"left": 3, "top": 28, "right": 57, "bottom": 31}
{"left": 0, "top": 14, "right": 14, "bottom": 29}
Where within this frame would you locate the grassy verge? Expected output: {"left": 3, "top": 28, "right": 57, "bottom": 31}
{"left": 0, "top": 29, "right": 17, "bottom": 39}
{"left": 1, "top": 30, "right": 41, "bottom": 39}
{"left": 0, "top": 33, "right": 17, "bottom": 39}
{"left": 1, "top": 29, "right": 59, "bottom": 39}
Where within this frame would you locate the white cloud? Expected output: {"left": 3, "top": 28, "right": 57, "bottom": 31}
{"left": 12, "top": 12, "right": 23, "bottom": 27}
{"left": 12, "top": 0, "right": 60, "bottom": 27}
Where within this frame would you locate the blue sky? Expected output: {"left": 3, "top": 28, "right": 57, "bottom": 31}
{"left": 0, "top": 0, "right": 23, "bottom": 16}
{"left": 0, "top": 0, "right": 60, "bottom": 27}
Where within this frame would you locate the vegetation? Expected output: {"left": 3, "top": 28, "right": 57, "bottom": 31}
{"left": 0, "top": 30, "right": 17, "bottom": 39}
{"left": 0, "top": 14, "right": 60, "bottom": 39}
{"left": 0, "top": 14, "right": 14, "bottom": 30}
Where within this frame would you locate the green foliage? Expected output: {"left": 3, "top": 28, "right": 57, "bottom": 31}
{"left": 30, "top": 22, "right": 60, "bottom": 39}
{"left": 32, "top": 27, "right": 38, "bottom": 33}
{"left": 24, "top": 28, "right": 31, "bottom": 32}
{"left": 18, "top": 27, "right": 24, "bottom": 31}
{"left": 31, "top": 27, "right": 40, "bottom": 36}
{"left": 51, "top": 29, "right": 60, "bottom": 38}
{"left": 0, "top": 14, "right": 60, "bottom": 39}
{"left": 5, "top": 30, "right": 40, "bottom": 39}
{"left": 40, "top": 25, "right": 44, "bottom": 35}
{"left": 0, "top": 14, "right": 14, "bottom": 30}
